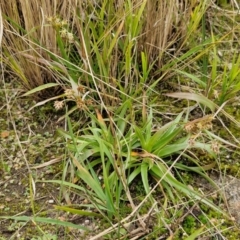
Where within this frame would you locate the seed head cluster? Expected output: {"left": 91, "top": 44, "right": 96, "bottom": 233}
{"left": 54, "top": 86, "right": 93, "bottom": 111}
{"left": 47, "top": 16, "right": 74, "bottom": 43}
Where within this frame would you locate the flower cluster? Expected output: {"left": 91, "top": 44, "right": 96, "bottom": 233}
{"left": 47, "top": 16, "right": 74, "bottom": 43}
{"left": 54, "top": 100, "right": 64, "bottom": 110}
{"left": 184, "top": 115, "right": 214, "bottom": 134}
{"left": 54, "top": 85, "right": 93, "bottom": 111}
{"left": 59, "top": 29, "right": 74, "bottom": 43}
{"left": 185, "top": 115, "right": 221, "bottom": 154}
{"left": 46, "top": 16, "right": 67, "bottom": 29}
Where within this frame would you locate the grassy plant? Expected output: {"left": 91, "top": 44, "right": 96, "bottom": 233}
{"left": 0, "top": 0, "right": 204, "bottom": 93}
{"left": 171, "top": 34, "right": 240, "bottom": 106}
{"left": 42, "top": 95, "right": 227, "bottom": 238}
{"left": 209, "top": 37, "right": 240, "bottom": 104}
{"left": 2, "top": 0, "right": 240, "bottom": 239}
{"left": 166, "top": 2, "right": 240, "bottom": 105}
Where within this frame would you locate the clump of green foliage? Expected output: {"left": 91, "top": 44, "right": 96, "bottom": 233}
{"left": 1, "top": 0, "right": 240, "bottom": 239}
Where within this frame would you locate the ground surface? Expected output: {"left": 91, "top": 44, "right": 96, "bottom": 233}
{"left": 0, "top": 81, "right": 96, "bottom": 239}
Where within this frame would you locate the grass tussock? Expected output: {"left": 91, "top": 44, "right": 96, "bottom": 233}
{"left": 0, "top": 0, "right": 201, "bottom": 93}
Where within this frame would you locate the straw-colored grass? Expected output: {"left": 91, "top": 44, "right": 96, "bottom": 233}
{"left": 0, "top": 0, "right": 200, "bottom": 92}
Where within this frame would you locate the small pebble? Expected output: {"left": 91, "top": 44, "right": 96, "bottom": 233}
{"left": 85, "top": 219, "right": 90, "bottom": 225}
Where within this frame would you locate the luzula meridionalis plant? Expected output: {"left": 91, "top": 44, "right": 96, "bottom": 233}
{"left": 53, "top": 97, "right": 226, "bottom": 224}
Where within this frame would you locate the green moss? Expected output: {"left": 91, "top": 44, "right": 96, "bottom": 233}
{"left": 183, "top": 215, "right": 197, "bottom": 235}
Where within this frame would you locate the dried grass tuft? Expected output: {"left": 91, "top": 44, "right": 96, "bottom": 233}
{"left": 140, "top": 0, "right": 195, "bottom": 67}
{"left": 1, "top": 0, "right": 201, "bottom": 91}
